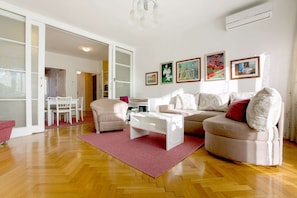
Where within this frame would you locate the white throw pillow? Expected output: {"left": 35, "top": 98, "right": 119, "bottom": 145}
{"left": 198, "top": 93, "right": 230, "bottom": 112}
{"left": 175, "top": 93, "right": 197, "bottom": 110}
{"left": 230, "top": 92, "right": 255, "bottom": 103}
{"left": 246, "top": 87, "right": 282, "bottom": 131}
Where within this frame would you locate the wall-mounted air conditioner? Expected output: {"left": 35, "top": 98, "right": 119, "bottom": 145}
{"left": 225, "top": 2, "right": 272, "bottom": 31}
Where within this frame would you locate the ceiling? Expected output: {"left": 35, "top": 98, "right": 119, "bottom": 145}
{"left": 46, "top": 26, "right": 109, "bottom": 61}
{"left": 1, "top": 0, "right": 264, "bottom": 61}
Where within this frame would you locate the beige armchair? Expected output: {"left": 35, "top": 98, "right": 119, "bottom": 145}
{"left": 90, "top": 99, "right": 128, "bottom": 134}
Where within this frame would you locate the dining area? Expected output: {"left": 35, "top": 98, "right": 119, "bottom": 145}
{"left": 45, "top": 96, "right": 84, "bottom": 126}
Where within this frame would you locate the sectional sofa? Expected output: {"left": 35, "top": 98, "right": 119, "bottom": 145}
{"left": 158, "top": 87, "right": 284, "bottom": 165}
{"left": 158, "top": 91, "right": 255, "bottom": 136}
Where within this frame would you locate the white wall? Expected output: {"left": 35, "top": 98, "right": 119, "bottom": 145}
{"left": 45, "top": 51, "right": 102, "bottom": 98}
{"left": 134, "top": 0, "right": 297, "bottom": 106}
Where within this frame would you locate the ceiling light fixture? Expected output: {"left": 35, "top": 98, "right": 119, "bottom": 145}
{"left": 81, "top": 47, "right": 91, "bottom": 52}
{"left": 129, "top": 0, "right": 160, "bottom": 30}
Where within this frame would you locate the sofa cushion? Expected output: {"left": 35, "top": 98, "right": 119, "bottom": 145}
{"left": 175, "top": 93, "right": 197, "bottom": 110}
{"left": 160, "top": 109, "right": 197, "bottom": 117}
{"left": 198, "top": 93, "right": 229, "bottom": 112}
{"left": 225, "top": 99, "right": 250, "bottom": 122}
{"left": 246, "top": 87, "right": 282, "bottom": 131}
{"left": 203, "top": 114, "right": 279, "bottom": 141}
{"left": 185, "top": 111, "right": 224, "bottom": 122}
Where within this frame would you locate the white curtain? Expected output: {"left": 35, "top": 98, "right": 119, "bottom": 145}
{"left": 285, "top": 24, "right": 297, "bottom": 142}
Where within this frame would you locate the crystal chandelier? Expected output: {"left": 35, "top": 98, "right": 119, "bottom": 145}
{"left": 129, "top": 0, "right": 160, "bottom": 30}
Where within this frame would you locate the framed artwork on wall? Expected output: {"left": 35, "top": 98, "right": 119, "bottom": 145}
{"left": 176, "top": 57, "right": 201, "bottom": 83}
{"left": 145, "top": 71, "right": 158, "bottom": 85}
{"left": 205, "top": 51, "right": 225, "bottom": 81}
{"left": 230, "top": 56, "right": 260, "bottom": 80}
{"left": 160, "top": 61, "right": 173, "bottom": 84}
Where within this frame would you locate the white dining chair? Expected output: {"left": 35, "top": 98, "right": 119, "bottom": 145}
{"left": 77, "top": 97, "right": 84, "bottom": 121}
{"left": 45, "top": 97, "right": 56, "bottom": 126}
{"left": 52, "top": 96, "right": 72, "bottom": 126}
{"left": 71, "top": 97, "right": 84, "bottom": 122}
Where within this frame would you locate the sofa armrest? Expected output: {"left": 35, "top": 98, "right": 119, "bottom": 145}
{"left": 159, "top": 104, "right": 174, "bottom": 112}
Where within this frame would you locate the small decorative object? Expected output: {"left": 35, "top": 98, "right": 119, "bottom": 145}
{"left": 160, "top": 61, "right": 173, "bottom": 84}
{"left": 230, "top": 56, "right": 260, "bottom": 80}
{"left": 145, "top": 71, "right": 158, "bottom": 85}
{"left": 176, "top": 58, "right": 201, "bottom": 83}
{"left": 205, "top": 51, "right": 225, "bottom": 81}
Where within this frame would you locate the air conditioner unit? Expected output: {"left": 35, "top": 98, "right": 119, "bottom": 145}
{"left": 225, "top": 2, "right": 272, "bottom": 31}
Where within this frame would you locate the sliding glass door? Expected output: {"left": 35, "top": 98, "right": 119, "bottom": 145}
{"left": 0, "top": 9, "right": 45, "bottom": 137}
{"left": 110, "top": 46, "right": 134, "bottom": 98}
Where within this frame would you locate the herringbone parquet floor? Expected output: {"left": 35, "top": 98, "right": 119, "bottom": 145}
{"left": 1, "top": 121, "right": 297, "bottom": 197}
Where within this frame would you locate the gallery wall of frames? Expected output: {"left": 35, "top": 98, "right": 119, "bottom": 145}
{"left": 145, "top": 51, "right": 260, "bottom": 86}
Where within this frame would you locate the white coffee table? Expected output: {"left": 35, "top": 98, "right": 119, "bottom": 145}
{"left": 130, "top": 112, "right": 184, "bottom": 150}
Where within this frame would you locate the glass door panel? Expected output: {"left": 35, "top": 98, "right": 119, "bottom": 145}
{"left": 115, "top": 65, "right": 130, "bottom": 81}
{"left": 0, "top": 101, "right": 26, "bottom": 126}
{"left": 31, "top": 25, "right": 39, "bottom": 126}
{"left": 113, "top": 47, "right": 133, "bottom": 98}
{"left": 0, "top": 9, "right": 25, "bottom": 42}
{"left": 30, "top": 23, "right": 45, "bottom": 130}
{"left": 116, "top": 50, "right": 131, "bottom": 65}
{"left": 0, "top": 9, "right": 26, "bottom": 128}
{"left": 115, "top": 82, "right": 131, "bottom": 98}
{"left": 0, "top": 40, "right": 25, "bottom": 70}
{"left": 0, "top": 70, "right": 25, "bottom": 99}
{"left": 0, "top": 8, "right": 45, "bottom": 134}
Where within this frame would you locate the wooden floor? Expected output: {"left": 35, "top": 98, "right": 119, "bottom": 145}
{"left": 1, "top": 122, "right": 297, "bottom": 198}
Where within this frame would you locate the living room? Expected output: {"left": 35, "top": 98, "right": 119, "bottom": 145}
{"left": 1, "top": 0, "right": 297, "bottom": 197}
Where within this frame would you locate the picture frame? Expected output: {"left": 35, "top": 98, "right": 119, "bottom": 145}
{"left": 160, "top": 61, "right": 173, "bottom": 84}
{"left": 205, "top": 51, "right": 225, "bottom": 81}
{"left": 176, "top": 57, "right": 201, "bottom": 83}
{"left": 145, "top": 71, "right": 158, "bottom": 85}
{"left": 230, "top": 56, "right": 260, "bottom": 80}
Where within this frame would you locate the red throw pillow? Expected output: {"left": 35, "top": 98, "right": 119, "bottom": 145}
{"left": 225, "top": 99, "right": 250, "bottom": 122}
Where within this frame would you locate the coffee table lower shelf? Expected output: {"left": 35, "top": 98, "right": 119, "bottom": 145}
{"left": 130, "top": 112, "right": 184, "bottom": 150}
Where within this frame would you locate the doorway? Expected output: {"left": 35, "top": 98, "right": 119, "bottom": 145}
{"left": 45, "top": 68, "right": 66, "bottom": 98}
{"left": 77, "top": 72, "right": 96, "bottom": 112}
{"left": 45, "top": 25, "right": 108, "bottom": 101}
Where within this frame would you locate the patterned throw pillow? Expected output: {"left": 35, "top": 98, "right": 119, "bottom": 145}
{"left": 225, "top": 99, "right": 250, "bottom": 122}
{"left": 198, "top": 93, "right": 230, "bottom": 112}
{"left": 175, "top": 93, "right": 197, "bottom": 110}
{"left": 246, "top": 87, "right": 282, "bottom": 131}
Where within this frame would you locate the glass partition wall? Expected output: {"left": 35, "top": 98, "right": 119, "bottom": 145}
{"left": 112, "top": 47, "right": 133, "bottom": 98}
{"left": 0, "top": 9, "right": 45, "bottom": 136}
{"left": 0, "top": 7, "right": 134, "bottom": 137}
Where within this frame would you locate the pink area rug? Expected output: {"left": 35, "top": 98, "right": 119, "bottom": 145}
{"left": 79, "top": 127, "right": 204, "bottom": 178}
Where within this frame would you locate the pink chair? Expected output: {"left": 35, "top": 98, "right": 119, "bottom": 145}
{"left": 0, "top": 120, "right": 15, "bottom": 144}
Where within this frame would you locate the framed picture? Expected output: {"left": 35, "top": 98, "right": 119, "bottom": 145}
{"left": 160, "top": 61, "right": 173, "bottom": 84}
{"left": 145, "top": 71, "right": 158, "bottom": 85}
{"left": 205, "top": 51, "right": 225, "bottom": 81}
{"left": 176, "top": 57, "right": 201, "bottom": 83}
{"left": 230, "top": 56, "right": 260, "bottom": 80}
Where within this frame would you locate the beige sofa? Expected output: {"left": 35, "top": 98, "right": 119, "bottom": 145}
{"left": 159, "top": 91, "right": 255, "bottom": 136}
{"left": 159, "top": 87, "right": 284, "bottom": 166}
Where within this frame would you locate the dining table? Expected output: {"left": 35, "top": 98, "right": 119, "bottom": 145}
{"left": 46, "top": 97, "right": 79, "bottom": 126}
